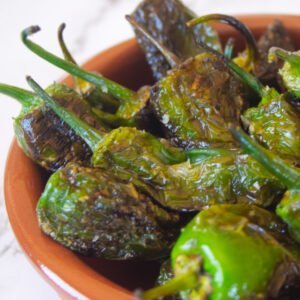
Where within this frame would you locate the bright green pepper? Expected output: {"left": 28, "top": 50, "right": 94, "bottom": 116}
{"left": 27, "top": 76, "right": 283, "bottom": 212}
{"left": 38, "top": 162, "right": 182, "bottom": 260}
{"left": 232, "top": 127, "right": 300, "bottom": 244}
{"left": 140, "top": 204, "right": 300, "bottom": 300}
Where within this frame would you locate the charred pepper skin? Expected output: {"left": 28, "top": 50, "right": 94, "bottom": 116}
{"left": 92, "top": 127, "right": 283, "bottom": 211}
{"left": 28, "top": 77, "right": 284, "bottom": 212}
{"left": 151, "top": 53, "right": 246, "bottom": 149}
{"left": 131, "top": 0, "right": 221, "bottom": 80}
{"left": 254, "top": 20, "right": 294, "bottom": 88}
{"left": 37, "top": 163, "right": 181, "bottom": 260}
{"left": 141, "top": 205, "right": 300, "bottom": 300}
{"left": 232, "top": 127, "right": 300, "bottom": 245}
{"left": 0, "top": 82, "right": 108, "bottom": 171}
{"left": 242, "top": 91, "right": 300, "bottom": 163}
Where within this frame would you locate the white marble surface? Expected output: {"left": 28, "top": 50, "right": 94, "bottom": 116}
{"left": 1, "top": 0, "right": 300, "bottom": 299}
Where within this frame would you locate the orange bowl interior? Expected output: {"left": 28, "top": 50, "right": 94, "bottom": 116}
{"left": 4, "top": 15, "right": 300, "bottom": 300}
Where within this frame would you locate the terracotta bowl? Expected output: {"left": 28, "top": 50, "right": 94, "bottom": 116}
{"left": 4, "top": 15, "right": 300, "bottom": 300}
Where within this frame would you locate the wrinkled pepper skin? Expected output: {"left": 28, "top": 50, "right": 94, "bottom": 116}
{"left": 28, "top": 78, "right": 284, "bottom": 212}
{"left": 131, "top": 0, "right": 221, "bottom": 80}
{"left": 7, "top": 83, "right": 108, "bottom": 171}
{"left": 232, "top": 127, "right": 300, "bottom": 245}
{"left": 92, "top": 127, "right": 283, "bottom": 211}
{"left": 254, "top": 20, "right": 294, "bottom": 87}
{"left": 151, "top": 53, "right": 247, "bottom": 149}
{"left": 242, "top": 92, "right": 300, "bottom": 162}
{"left": 37, "top": 163, "right": 182, "bottom": 260}
{"left": 169, "top": 205, "right": 300, "bottom": 300}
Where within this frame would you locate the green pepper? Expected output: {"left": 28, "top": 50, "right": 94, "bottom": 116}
{"left": 128, "top": 15, "right": 250, "bottom": 149}
{"left": 139, "top": 204, "right": 300, "bottom": 299}
{"left": 57, "top": 23, "right": 119, "bottom": 113}
{"left": 187, "top": 14, "right": 259, "bottom": 70}
{"left": 254, "top": 20, "right": 294, "bottom": 87}
{"left": 269, "top": 46, "right": 300, "bottom": 98}
{"left": 37, "top": 162, "right": 182, "bottom": 260}
{"left": 0, "top": 82, "right": 108, "bottom": 171}
{"left": 22, "top": 25, "right": 249, "bottom": 150}
{"left": 232, "top": 127, "right": 300, "bottom": 244}
{"left": 202, "top": 41, "right": 300, "bottom": 163}
{"left": 27, "top": 76, "right": 283, "bottom": 211}
{"left": 130, "top": 0, "right": 222, "bottom": 80}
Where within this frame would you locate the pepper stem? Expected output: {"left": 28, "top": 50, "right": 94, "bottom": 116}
{"left": 187, "top": 14, "right": 259, "bottom": 68}
{"left": 0, "top": 83, "right": 36, "bottom": 107}
{"left": 26, "top": 76, "right": 102, "bottom": 152}
{"left": 21, "top": 26, "right": 137, "bottom": 104}
{"left": 137, "top": 271, "right": 200, "bottom": 300}
{"left": 269, "top": 47, "right": 300, "bottom": 68}
{"left": 126, "top": 15, "right": 180, "bottom": 68}
{"left": 231, "top": 127, "right": 300, "bottom": 190}
{"left": 194, "top": 39, "right": 264, "bottom": 97}
{"left": 224, "top": 38, "right": 235, "bottom": 59}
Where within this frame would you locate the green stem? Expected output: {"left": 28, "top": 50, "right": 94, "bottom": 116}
{"left": 139, "top": 271, "right": 200, "bottom": 300}
{"left": 21, "top": 26, "right": 137, "bottom": 104}
{"left": 231, "top": 127, "right": 300, "bottom": 189}
{"left": 187, "top": 14, "right": 259, "bottom": 68}
{"left": 26, "top": 76, "right": 102, "bottom": 152}
{"left": 126, "top": 15, "right": 180, "bottom": 68}
{"left": 193, "top": 38, "right": 264, "bottom": 97}
{"left": 186, "top": 148, "right": 234, "bottom": 164}
{"left": 269, "top": 47, "right": 300, "bottom": 67}
{"left": 224, "top": 38, "right": 235, "bottom": 59}
{"left": 0, "top": 83, "right": 36, "bottom": 106}
{"left": 57, "top": 23, "right": 77, "bottom": 65}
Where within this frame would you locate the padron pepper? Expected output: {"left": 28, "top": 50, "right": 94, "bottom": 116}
{"left": 232, "top": 127, "right": 300, "bottom": 244}
{"left": 138, "top": 204, "right": 300, "bottom": 300}
{"left": 130, "top": 0, "right": 222, "bottom": 80}
{"left": 22, "top": 25, "right": 248, "bottom": 150}
{"left": 27, "top": 76, "right": 284, "bottom": 212}
{"left": 0, "top": 82, "right": 109, "bottom": 171}
{"left": 127, "top": 14, "right": 253, "bottom": 149}
{"left": 269, "top": 47, "right": 300, "bottom": 98}
{"left": 202, "top": 43, "right": 300, "bottom": 163}
{"left": 37, "top": 162, "right": 182, "bottom": 260}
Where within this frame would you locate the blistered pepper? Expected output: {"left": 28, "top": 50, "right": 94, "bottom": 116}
{"left": 139, "top": 204, "right": 300, "bottom": 300}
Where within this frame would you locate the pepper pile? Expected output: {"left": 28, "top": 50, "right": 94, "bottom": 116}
{"left": 3, "top": 0, "right": 300, "bottom": 298}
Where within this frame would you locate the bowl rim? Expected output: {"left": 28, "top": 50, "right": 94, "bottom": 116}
{"left": 4, "top": 14, "right": 300, "bottom": 300}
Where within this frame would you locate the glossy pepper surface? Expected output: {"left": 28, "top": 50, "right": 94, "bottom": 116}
{"left": 0, "top": 82, "right": 108, "bottom": 171}
{"left": 130, "top": 0, "right": 222, "bottom": 80}
{"left": 140, "top": 204, "right": 300, "bottom": 300}
{"left": 27, "top": 76, "right": 284, "bottom": 212}
{"left": 37, "top": 163, "right": 181, "bottom": 260}
{"left": 232, "top": 127, "right": 300, "bottom": 244}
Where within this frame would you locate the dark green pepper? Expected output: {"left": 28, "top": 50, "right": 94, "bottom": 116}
{"left": 254, "top": 20, "right": 294, "bottom": 87}
{"left": 139, "top": 204, "right": 300, "bottom": 299}
{"left": 203, "top": 42, "right": 300, "bottom": 163}
{"left": 0, "top": 82, "right": 108, "bottom": 171}
{"left": 232, "top": 127, "right": 300, "bottom": 244}
{"left": 22, "top": 25, "right": 248, "bottom": 150}
{"left": 38, "top": 162, "right": 181, "bottom": 260}
{"left": 269, "top": 47, "right": 300, "bottom": 98}
{"left": 130, "top": 0, "right": 222, "bottom": 80}
{"left": 27, "top": 76, "right": 284, "bottom": 212}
